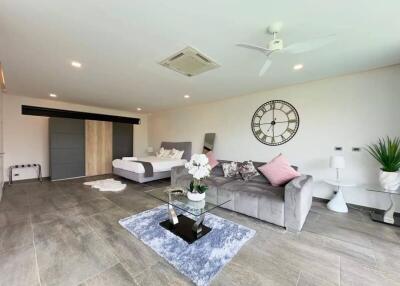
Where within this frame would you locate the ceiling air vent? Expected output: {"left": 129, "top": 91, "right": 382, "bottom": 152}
{"left": 159, "top": 46, "right": 219, "bottom": 77}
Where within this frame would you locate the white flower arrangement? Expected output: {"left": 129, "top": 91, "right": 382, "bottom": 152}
{"left": 185, "top": 153, "right": 211, "bottom": 180}
{"left": 185, "top": 154, "right": 211, "bottom": 194}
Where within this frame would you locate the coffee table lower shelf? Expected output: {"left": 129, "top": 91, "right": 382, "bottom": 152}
{"left": 159, "top": 214, "right": 212, "bottom": 244}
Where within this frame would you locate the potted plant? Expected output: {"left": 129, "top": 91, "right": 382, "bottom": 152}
{"left": 366, "top": 137, "right": 400, "bottom": 191}
{"left": 185, "top": 154, "right": 211, "bottom": 201}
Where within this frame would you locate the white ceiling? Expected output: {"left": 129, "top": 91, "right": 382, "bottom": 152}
{"left": 1, "top": 0, "right": 400, "bottom": 112}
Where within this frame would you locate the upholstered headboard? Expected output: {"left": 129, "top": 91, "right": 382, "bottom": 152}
{"left": 160, "top": 141, "right": 192, "bottom": 161}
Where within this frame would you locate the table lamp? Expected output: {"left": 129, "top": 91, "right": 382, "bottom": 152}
{"left": 327, "top": 155, "right": 348, "bottom": 213}
{"left": 147, "top": 146, "right": 154, "bottom": 154}
{"left": 329, "top": 155, "right": 345, "bottom": 181}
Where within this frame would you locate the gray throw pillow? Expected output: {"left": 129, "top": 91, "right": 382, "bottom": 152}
{"left": 239, "top": 161, "right": 259, "bottom": 181}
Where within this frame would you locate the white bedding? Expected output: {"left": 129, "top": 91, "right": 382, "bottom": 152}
{"left": 112, "top": 156, "right": 187, "bottom": 174}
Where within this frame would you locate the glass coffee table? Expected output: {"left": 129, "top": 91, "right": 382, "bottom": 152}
{"left": 145, "top": 187, "right": 231, "bottom": 244}
{"left": 365, "top": 185, "right": 400, "bottom": 226}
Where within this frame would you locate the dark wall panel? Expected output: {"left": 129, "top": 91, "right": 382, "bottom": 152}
{"left": 112, "top": 122, "right": 133, "bottom": 160}
{"left": 49, "top": 118, "right": 85, "bottom": 180}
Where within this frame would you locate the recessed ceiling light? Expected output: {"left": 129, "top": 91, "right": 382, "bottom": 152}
{"left": 184, "top": 94, "right": 190, "bottom": 99}
{"left": 293, "top": 64, "right": 303, "bottom": 70}
{"left": 137, "top": 107, "right": 142, "bottom": 111}
{"left": 71, "top": 61, "right": 82, "bottom": 68}
{"left": 49, "top": 93, "right": 57, "bottom": 98}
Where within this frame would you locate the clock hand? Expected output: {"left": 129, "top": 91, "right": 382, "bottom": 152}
{"left": 274, "top": 120, "right": 293, "bottom": 123}
{"left": 259, "top": 122, "right": 272, "bottom": 126}
{"left": 272, "top": 122, "right": 275, "bottom": 138}
{"left": 266, "top": 118, "right": 276, "bottom": 133}
{"left": 272, "top": 107, "right": 275, "bottom": 123}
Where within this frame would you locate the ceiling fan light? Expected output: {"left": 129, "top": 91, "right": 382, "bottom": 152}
{"left": 71, "top": 61, "right": 82, "bottom": 68}
{"left": 293, "top": 64, "right": 304, "bottom": 70}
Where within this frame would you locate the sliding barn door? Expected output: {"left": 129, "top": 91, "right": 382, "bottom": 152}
{"left": 85, "top": 120, "right": 112, "bottom": 176}
{"left": 49, "top": 118, "right": 85, "bottom": 180}
{"left": 112, "top": 122, "right": 133, "bottom": 160}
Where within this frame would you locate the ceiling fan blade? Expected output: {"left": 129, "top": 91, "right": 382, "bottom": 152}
{"left": 236, "top": 43, "right": 272, "bottom": 54}
{"left": 283, "top": 35, "right": 336, "bottom": 54}
{"left": 259, "top": 58, "right": 272, "bottom": 76}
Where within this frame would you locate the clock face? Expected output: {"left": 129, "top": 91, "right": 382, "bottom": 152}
{"left": 251, "top": 100, "right": 299, "bottom": 146}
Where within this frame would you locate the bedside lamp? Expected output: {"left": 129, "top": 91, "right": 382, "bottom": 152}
{"left": 146, "top": 146, "right": 154, "bottom": 154}
{"left": 327, "top": 155, "right": 350, "bottom": 213}
{"left": 329, "top": 155, "right": 345, "bottom": 181}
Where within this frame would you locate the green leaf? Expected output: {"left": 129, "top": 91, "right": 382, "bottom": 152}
{"left": 195, "top": 184, "right": 208, "bottom": 194}
{"left": 366, "top": 137, "right": 400, "bottom": 172}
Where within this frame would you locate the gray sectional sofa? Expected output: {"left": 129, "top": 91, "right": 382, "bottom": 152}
{"left": 171, "top": 160, "right": 313, "bottom": 232}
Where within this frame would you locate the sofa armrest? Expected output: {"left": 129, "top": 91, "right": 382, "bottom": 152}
{"left": 171, "top": 165, "right": 191, "bottom": 187}
{"left": 284, "top": 175, "right": 313, "bottom": 232}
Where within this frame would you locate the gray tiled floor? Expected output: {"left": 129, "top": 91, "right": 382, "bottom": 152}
{"left": 1, "top": 176, "right": 400, "bottom": 286}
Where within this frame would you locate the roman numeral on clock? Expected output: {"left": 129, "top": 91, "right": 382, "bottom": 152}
{"left": 287, "top": 128, "right": 294, "bottom": 134}
{"left": 255, "top": 129, "right": 263, "bottom": 137}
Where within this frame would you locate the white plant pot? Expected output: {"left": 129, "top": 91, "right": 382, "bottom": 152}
{"left": 379, "top": 170, "right": 400, "bottom": 191}
{"left": 187, "top": 191, "right": 205, "bottom": 202}
{"left": 187, "top": 199, "right": 206, "bottom": 209}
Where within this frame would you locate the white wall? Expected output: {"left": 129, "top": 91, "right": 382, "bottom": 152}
{"left": 149, "top": 65, "right": 400, "bottom": 210}
{"left": 3, "top": 94, "right": 148, "bottom": 181}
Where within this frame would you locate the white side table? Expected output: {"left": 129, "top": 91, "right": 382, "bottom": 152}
{"left": 324, "top": 179, "right": 356, "bottom": 213}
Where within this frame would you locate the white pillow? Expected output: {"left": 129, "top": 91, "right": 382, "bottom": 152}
{"left": 156, "top": 147, "right": 164, "bottom": 158}
{"left": 157, "top": 147, "right": 173, "bottom": 158}
{"left": 171, "top": 148, "right": 184, "bottom": 159}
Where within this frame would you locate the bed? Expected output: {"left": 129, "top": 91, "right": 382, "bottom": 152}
{"left": 112, "top": 141, "right": 192, "bottom": 183}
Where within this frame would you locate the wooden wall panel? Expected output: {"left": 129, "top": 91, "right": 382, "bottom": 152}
{"left": 85, "top": 120, "right": 112, "bottom": 176}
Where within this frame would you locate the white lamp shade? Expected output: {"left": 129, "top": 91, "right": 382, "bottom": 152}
{"left": 147, "top": 146, "right": 154, "bottom": 153}
{"left": 330, "top": 155, "right": 345, "bottom": 169}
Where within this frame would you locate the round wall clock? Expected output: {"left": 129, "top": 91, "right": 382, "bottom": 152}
{"left": 251, "top": 100, "right": 299, "bottom": 146}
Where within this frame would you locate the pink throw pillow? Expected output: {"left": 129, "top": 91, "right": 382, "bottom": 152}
{"left": 206, "top": 151, "right": 219, "bottom": 169}
{"left": 258, "top": 154, "right": 300, "bottom": 187}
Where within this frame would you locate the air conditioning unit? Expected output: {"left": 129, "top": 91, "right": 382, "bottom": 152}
{"left": 159, "top": 46, "right": 219, "bottom": 77}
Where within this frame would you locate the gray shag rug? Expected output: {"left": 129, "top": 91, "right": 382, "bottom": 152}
{"left": 119, "top": 204, "right": 255, "bottom": 286}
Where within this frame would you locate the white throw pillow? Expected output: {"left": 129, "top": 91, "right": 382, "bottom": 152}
{"left": 171, "top": 148, "right": 184, "bottom": 159}
{"left": 157, "top": 147, "right": 173, "bottom": 158}
{"left": 156, "top": 147, "right": 165, "bottom": 158}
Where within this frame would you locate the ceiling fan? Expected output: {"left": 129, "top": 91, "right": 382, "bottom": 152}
{"left": 237, "top": 22, "right": 335, "bottom": 76}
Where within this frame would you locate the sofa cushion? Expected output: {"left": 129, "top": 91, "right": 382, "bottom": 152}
{"left": 218, "top": 180, "right": 285, "bottom": 225}
{"left": 222, "top": 162, "right": 240, "bottom": 178}
{"left": 204, "top": 176, "right": 236, "bottom": 187}
{"left": 210, "top": 164, "right": 223, "bottom": 176}
{"left": 206, "top": 151, "right": 219, "bottom": 169}
{"left": 258, "top": 155, "right": 300, "bottom": 187}
{"left": 218, "top": 180, "right": 284, "bottom": 202}
{"left": 239, "top": 161, "right": 259, "bottom": 181}
{"left": 230, "top": 180, "right": 284, "bottom": 199}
